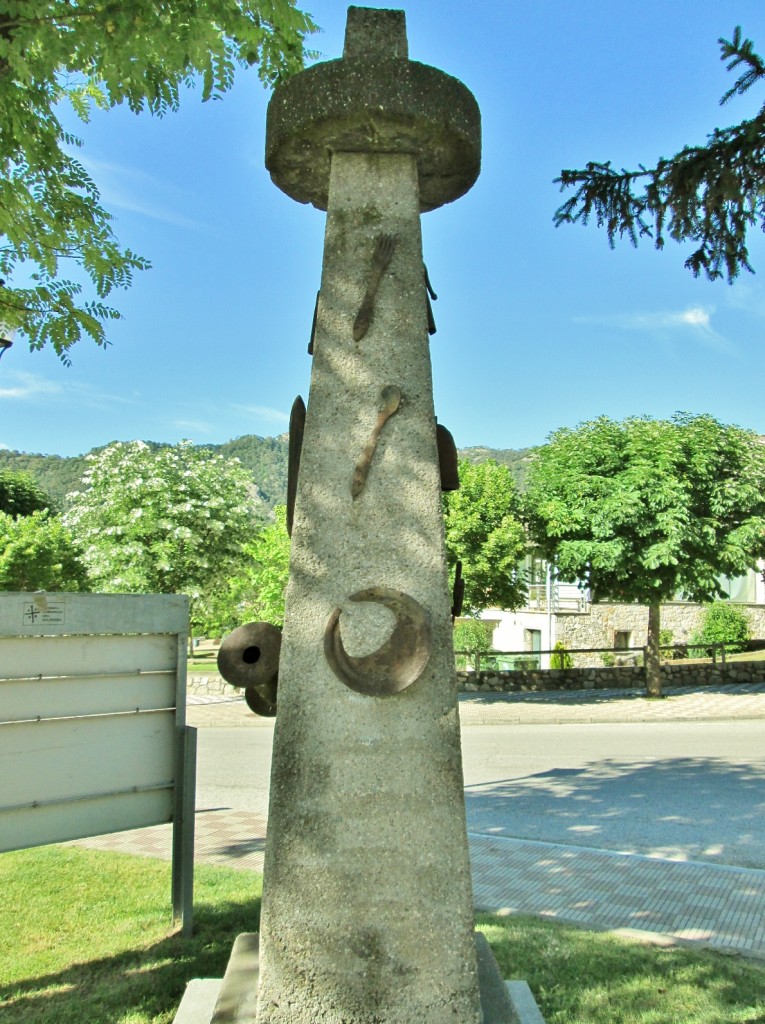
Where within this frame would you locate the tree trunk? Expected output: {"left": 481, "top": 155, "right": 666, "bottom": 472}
{"left": 645, "top": 600, "right": 662, "bottom": 697}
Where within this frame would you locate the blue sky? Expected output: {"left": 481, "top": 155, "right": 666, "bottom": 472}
{"left": 2, "top": 0, "right": 765, "bottom": 457}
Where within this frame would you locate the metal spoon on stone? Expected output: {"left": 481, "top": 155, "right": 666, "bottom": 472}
{"left": 351, "top": 385, "right": 402, "bottom": 499}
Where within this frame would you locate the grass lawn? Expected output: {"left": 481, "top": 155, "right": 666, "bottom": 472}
{"left": 1, "top": 846, "right": 763, "bottom": 1024}
{"left": 187, "top": 648, "right": 220, "bottom": 673}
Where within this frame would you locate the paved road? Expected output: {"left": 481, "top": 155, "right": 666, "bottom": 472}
{"left": 461, "top": 720, "right": 765, "bottom": 870}
{"left": 195, "top": 713, "right": 765, "bottom": 870}
{"left": 196, "top": 725, "right": 272, "bottom": 818}
{"left": 74, "top": 686, "right": 765, "bottom": 957}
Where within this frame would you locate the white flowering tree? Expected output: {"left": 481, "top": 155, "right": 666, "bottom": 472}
{"left": 64, "top": 441, "right": 264, "bottom": 635}
{"left": 197, "top": 503, "right": 291, "bottom": 638}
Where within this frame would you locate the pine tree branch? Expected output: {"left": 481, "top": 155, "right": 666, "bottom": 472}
{"left": 554, "top": 25, "right": 765, "bottom": 282}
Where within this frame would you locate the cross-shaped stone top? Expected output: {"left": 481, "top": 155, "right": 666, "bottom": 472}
{"left": 265, "top": 5, "right": 480, "bottom": 213}
{"left": 343, "top": 6, "right": 408, "bottom": 60}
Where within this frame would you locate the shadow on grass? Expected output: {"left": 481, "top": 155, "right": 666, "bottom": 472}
{"left": 5, "top": 893, "right": 764, "bottom": 1024}
{"left": 479, "top": 913, "right": 765, "bottom": 1024}
{"left": 2, "top": 895, "right": 261, "bottom": 1024}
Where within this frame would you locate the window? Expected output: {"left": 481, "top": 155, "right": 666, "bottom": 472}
{"left": 614, "top": 630, "right": 631, "bottom": 650}
{"left": 526, "top": 629, "right": 542, "bottom": 652}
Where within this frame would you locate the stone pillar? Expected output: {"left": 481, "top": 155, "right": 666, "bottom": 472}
{"left": 256, "top": 10, "right": 482, "bottom": 1024}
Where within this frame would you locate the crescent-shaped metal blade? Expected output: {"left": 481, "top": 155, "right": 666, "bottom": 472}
{"left": 323, "top": 586, "right": 432, "bottom": 696}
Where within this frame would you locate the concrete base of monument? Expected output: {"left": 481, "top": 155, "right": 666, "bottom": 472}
{"left": 173, "top": 932, "right": 546, "bottom": 1024}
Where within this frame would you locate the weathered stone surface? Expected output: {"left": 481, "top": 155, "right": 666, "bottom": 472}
{"left": 265, "top": 9, "right": 480, "bottom": 212}
{"left": 173, "top": 980, "right": 222, "bottom": 1024}
{"left": 244, "top": 10, "right": 486, "bottom": 1024}
{"left": 211, "top": 934, "right": 260, "bottom": 1023}
{"left": 474, "top": 932, "right": 519, "bottom": 1023}
{"left": 255, "top": 145, "right": 481, "bottom": 1024}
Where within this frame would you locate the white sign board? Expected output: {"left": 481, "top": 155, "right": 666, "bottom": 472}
{"left": 0, "top": 592, "right": 188, "bottom": 849}
{"left": 0, "top": 593, "right": 195, "bottom": 931}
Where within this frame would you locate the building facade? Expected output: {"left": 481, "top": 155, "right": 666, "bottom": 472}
{"left": 477, "top": 559, "right": 765, "bottom": 669}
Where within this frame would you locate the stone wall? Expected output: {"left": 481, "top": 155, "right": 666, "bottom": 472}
{"left": 555, "top": 602, "right": 765, "bottom": 666}
{"left": 187, "top": 673, "right": 240, "bottom": 699}
{"left": 458, "top": 659, "right": 765, "bottom": 694}
{"left": 189, "top": 660, "right": 765, "bottom": 701}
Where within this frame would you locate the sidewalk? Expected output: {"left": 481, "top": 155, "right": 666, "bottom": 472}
{"left": 457, "top": 681, "right": 765, "bottom": 725}
{"left": 74, "top": 805, "right": 765, "bottom": 961}
{"left": 186, "top": 681, "right": 765, "bottom": 727}
{"left": 70, "top": 683, "right": 765, "bottom": 961}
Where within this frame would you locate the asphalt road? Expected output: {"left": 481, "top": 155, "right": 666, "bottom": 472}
{"left": 195, "top": 719, "right": 765, "bottom": 870}
{"left": 461, "top": 720, "right": 765, "bottom": 869}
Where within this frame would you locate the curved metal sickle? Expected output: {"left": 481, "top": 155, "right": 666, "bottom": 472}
{"left": 324, "top": 587, "right": 432, "bottom": 697}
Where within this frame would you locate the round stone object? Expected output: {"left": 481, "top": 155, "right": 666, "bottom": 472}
{"left": 217, "top": 621, "right": 282, "bottom": 690}
{"left": 265, "top": 57, "right": 481, "bottom": 212}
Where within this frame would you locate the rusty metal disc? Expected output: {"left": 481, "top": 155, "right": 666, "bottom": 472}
{"left": 244, "top": 684, "right": 277, "bottom": 717}
{"left": 217, "top": 621, "right": 282, "bottom": 690}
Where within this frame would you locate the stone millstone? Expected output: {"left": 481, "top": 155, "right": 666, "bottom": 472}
{"left": 265, "top": 7, "right": 480, "bottom": 212}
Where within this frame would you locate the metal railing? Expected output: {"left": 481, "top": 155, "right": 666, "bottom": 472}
{"left": 454, "top": 641, "right": 741, "bottom": 673}
{"left": 525, "top": 583, "right": 590, "bottom": 614}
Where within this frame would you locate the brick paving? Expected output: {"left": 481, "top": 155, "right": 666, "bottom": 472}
{"left": 470, "top": 833, "right": 765, "bottom": 957}
{"left": 72, "top": 684, "right": 765, "bottom": 959}
{"left": 458, "top": 682, "right": 765, "bottom": 725}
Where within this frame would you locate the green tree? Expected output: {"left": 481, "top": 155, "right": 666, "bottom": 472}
{"left": 692, "top": 601, "right": 752, "bottom": 656}
{"left": 524, "top": 414, "right": 765, "bottom": 697}
{"left": 197, "top": 503, "right": 291, "bottom": 636}
{"left": 0, "top": 510, "right": 89, "bottom": 590}
{"left": 554, "top": 26, "right": 765, "bottom": 282}
{"left": 0, "top": 1, "right": 316, "bottom": 361}
{"left": 0, "top": 469, "right": 56, "bottom": 516}
{"left": 443, "top": 459, "right": 527, "bottom": 613}
{"left": 453, "top": 617, "right": 493, "bottom": 672}
{"left": 64, "top": 441, "right": 263, "bottom": 633}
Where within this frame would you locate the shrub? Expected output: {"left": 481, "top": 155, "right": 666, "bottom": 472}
{"left": 691, "top": 602, "right": 751, "bottom": 655}
{"left": 659, "top": 628, "right": 684, "bottom": 659}
{"left": 550, "top": 641, "right": 573, "bottom": 669}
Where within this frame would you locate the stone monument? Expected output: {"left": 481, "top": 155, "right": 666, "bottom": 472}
{"left": 256, "top": 8, "right": 485, "bottom": 1023}
{"left": 176, "top": 7, "right": 540, "bottom": 1024}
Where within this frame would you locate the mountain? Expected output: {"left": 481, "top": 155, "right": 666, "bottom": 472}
{"left": 457, "top": 446, "right": 534, "bottom": 488}
{"left": 207, "top": 434, "right": 289, "bottom": 506}
{"left": 0, "top": 451, "right": 89, "bottom": 508}
{"left": 0, "top": 435, "right": 533, "bottom": 509}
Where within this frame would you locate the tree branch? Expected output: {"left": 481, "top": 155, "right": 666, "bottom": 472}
{"left": 554, "top": 26, "right": 765, "bottom": 281}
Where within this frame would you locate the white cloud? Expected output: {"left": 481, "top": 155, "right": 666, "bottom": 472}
{"left": 675, "top": 307, "right": 711, "bottom": 328}
{"left": 725, "top": 283, "right": 765, "bottom": 319}
{"left": 233, "top": 404, "right": 290, "bottom": 425}
{"left": 173, "top": 419, "right": 215, "bottom": 435}
{"left": 0, "top": 372, "right": 63, "bottom": 400}
{"left": 574, "top": 305, "right": 729, "bottom": 351}
{"left": 81, "top": 157, "right": 204, "bottom": 230}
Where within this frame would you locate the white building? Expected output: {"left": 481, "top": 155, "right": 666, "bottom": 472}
{"left": 477, "top": 555, "right": 765, "bottom": 669}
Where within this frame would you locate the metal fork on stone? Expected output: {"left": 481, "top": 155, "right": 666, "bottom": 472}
{"left": 352, "top": 233, "right": 396, "bottom": 341}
